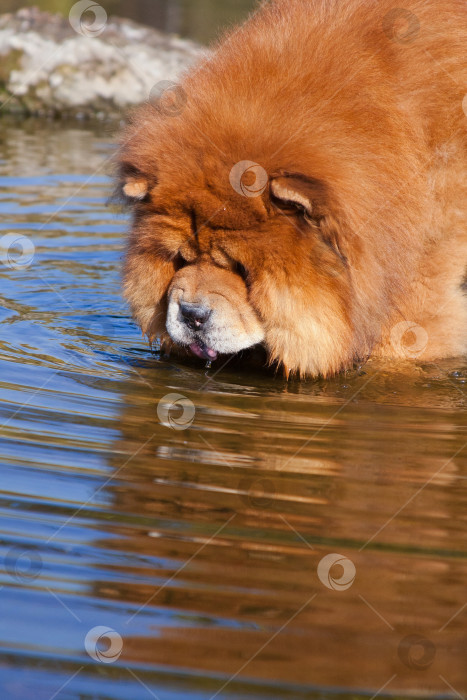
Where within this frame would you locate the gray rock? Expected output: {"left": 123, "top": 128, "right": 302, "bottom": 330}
{"left": 0, "top": 6, "right": 205, "bottom": 118}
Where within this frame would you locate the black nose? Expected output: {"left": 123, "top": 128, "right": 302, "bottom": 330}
{"left": 180, "top": 302, "right": 211, "bottom": 330}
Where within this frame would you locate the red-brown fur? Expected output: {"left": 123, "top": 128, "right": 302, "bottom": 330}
{"left": 118, "top": 0, "right": 467, "bottom": 377}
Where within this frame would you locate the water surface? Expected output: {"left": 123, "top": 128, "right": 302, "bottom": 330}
{"left": 0, "top": 121, "right": 466, "bottom": 699}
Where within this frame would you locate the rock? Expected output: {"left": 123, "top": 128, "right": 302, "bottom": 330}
{"left": 0, "top": 6, "right": 206, "bottom": 118}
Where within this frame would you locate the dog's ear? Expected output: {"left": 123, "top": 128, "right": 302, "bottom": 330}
{"left": 270, "top": 173, "right": 348, "bottom": 264}
{"left": 270, "top": 175, "right": 316, "bottom": 218}
{"left": 115, "top": 161, "right": 152, "bottom": 204}
{"left": 269, "top": 173, "right": 330, "bottom": 219}
{"left": 122, "top": 176, "right": 149, "bottom": 200}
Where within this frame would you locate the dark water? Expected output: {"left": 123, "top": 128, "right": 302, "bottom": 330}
{"left": 2, "top": 0, "right": 257, "bottom": 43}
{"left": 0, "top": 120, "right": 467, "bottom": 700}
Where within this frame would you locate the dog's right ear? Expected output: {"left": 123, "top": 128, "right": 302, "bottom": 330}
{"left": 122, "top": 176, "right": 149, "bottom": 200}
{"left": 115, "top": 161, "right": 152, "bottom": 205}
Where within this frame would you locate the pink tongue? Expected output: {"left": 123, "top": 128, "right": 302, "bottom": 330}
{"left": 189, "top": 342, "right": 218, "bottom": 361}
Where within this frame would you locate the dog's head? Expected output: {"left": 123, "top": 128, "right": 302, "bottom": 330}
{"left": 118, "top": 103, "right": 367, "bottom": 376}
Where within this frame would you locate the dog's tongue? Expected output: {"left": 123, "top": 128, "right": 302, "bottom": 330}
{"left": 189, "top": 341, "right": 218, "bottom": 361}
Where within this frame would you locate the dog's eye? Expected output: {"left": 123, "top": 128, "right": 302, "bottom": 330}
{"left": 234, "top": 261, "right": 249, "bottom": 283}
{"left": 174, "top": 253, "right": 188, "bottom": 270}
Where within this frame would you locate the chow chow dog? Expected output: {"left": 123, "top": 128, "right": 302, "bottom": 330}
{"left": 118, "top": 0, "right": 467, "bottom": 377}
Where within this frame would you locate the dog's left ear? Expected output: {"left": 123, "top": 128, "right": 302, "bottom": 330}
{"left": 270, "top": 175, "right": 317, "bottom": 218}
{"left": 270, "top": 174, "right": 347, "bottom": 264}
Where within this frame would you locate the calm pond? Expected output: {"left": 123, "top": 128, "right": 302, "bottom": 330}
{"left": 0, "top": 82, "right": 466, "bottom": 700}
